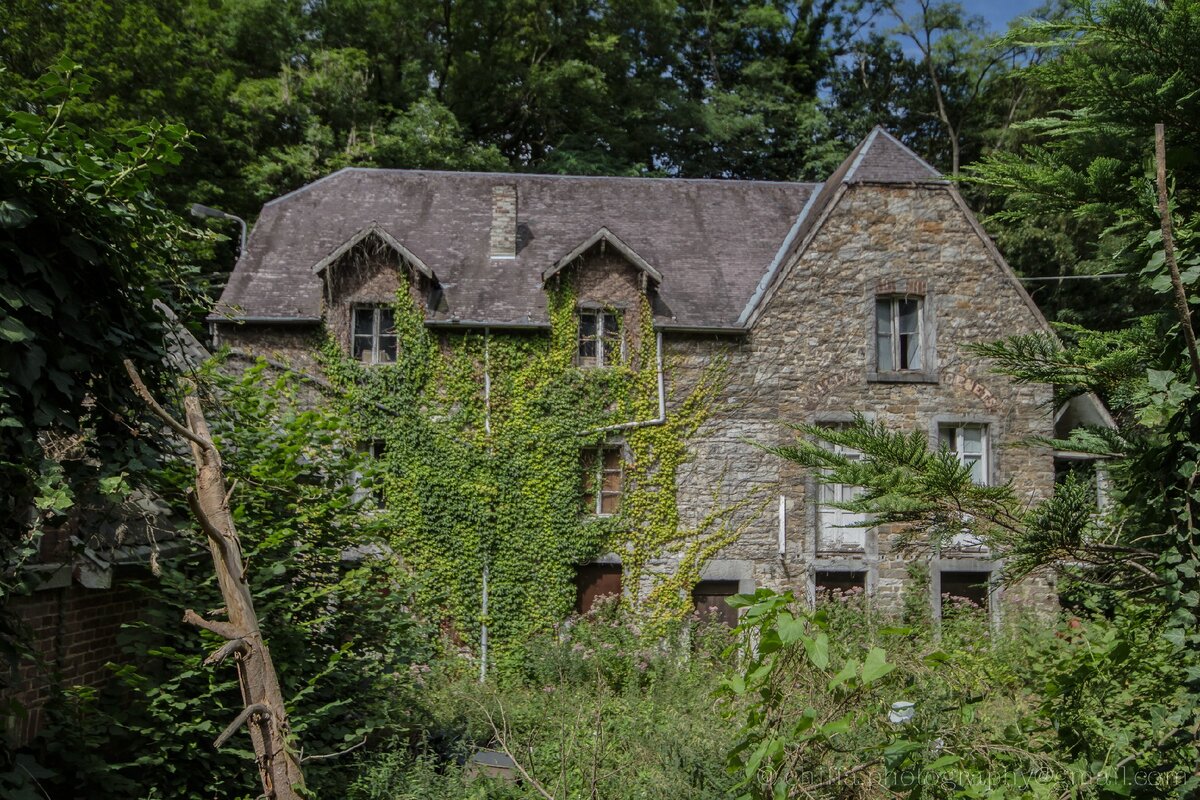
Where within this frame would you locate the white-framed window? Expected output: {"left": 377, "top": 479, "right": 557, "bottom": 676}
{"left": 577, "top": 310, "right": 621, "bottom": 368}
{"left": 939, "top": 423, "right": 989, "bottom": 485}
{"left": 352, "top": 306, "right": 397, "bottom": 364}
{"left": 875, "top": 296, "right": 923, "bottom": 372}
{"left": 816, "top": 428, "right": 869, "bottom": 551}
{"left": 582, "top": 445, "right": 622, "bottom": 516}
{"left": 939, "top": 423, "right": 989, "bottom": 550}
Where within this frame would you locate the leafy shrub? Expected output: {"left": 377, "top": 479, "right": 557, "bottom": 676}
{"left": 349, "top": 601, "right": 739, "bottom": 800}
{"left": 721, "top": 588, "right": 1194, "bottom": 799}
{"left": 27, "top": 362, "right": 433, "bottom": 798}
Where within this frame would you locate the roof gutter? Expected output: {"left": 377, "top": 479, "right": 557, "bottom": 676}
{"left": 208, "top": 316, "right": 322, "bottom": 324}
{"left": 424, "top": 319, "right": 550, "bottom": 330}
{"left": 653, "top": 323, "right": 747, "bottom": 335}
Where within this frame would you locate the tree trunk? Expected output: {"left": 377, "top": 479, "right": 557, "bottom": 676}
{"left": 126, "top": 362, "right": 305, "bottom": 799}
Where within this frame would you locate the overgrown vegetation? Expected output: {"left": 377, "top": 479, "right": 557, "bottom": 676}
{"left": 6, "top": 1, "right": 1200, "bottom": 798}
{"left": 17, "top": 365, "right": 432, "bottom": 799}
{"left": 320, "top": 278, "right": 736, "bottom": 665}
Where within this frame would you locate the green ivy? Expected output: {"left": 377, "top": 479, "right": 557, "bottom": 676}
{"left": 319, "top": 276, "right": 733, "bottom": 663}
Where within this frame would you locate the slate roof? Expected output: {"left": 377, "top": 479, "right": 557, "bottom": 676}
{"left": 213, "top": 127, "right": 946, "bottom": 330}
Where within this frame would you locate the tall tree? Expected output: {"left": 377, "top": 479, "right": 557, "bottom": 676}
{"left": 0, "top": 59, "right": 201, "bottom": 546}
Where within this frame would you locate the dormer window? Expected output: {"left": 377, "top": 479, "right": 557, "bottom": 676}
{"left": 577, "top": 310, "right": 621, "bottom": 368}
{"left": 353, "top": 306, "right": 397, "bottom": 364}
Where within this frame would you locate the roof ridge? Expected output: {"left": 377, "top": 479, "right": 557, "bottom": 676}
{"left": 279, "top": 165, "right": 821, "bottom": 190}
{"left": 843, "top": 126, "right": 944, "bottom": 184}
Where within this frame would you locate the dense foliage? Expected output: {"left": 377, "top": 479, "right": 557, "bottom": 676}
{"left": 321, "top": 277, "right": 735, "bottom": 667}
{"left": 0, "top": 58, "right": 202, "bottom": 541}
{"left": 19, "top": 364, "right": 432, "bottom": 799}
{"left": 722, "top": 589, "right": 1190, "bottom": 799}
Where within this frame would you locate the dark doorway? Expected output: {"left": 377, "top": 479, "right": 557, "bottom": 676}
{"left": 939, "top": 570, "right": 991, "bottom": 611}
{"left": 574, "top": 563, "right": 622, "bottom": 614}
{"left": 815, "top": 570, "right": 866, "bottom": 601}
{"left": 692, "top": 580, "right": 741, "bottom": 627}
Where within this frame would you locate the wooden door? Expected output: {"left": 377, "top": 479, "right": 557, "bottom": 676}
{"left": 692, "top": 580, "right": 741, "bottom": 627}
{"left": 575, "top": 564, "right": 622, "bottom": 614}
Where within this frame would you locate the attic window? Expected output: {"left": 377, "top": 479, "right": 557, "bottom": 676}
{"left": 353, "top": 307, "right": 397, "bottom": 364}
{"left": 577, "top": 310, "right": 621, "bottom": 368}
{"left": 876, "top": 296, "right": 923, "bottom": 372}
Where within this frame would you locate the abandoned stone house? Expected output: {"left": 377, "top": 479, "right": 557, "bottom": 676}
{"left": 211, "top": 127, "right": 1110, "bottom": 625}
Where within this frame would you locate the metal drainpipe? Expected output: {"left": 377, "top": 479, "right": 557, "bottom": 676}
{"left": 584, "top": 330, "right": 666, "bottom": 435}
{"left": 480, "top": 328, "right": 492, "bottom": 683}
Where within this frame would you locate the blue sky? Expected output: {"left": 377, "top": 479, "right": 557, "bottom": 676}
{"left": 957, "top": 0, "right": 1046, "bottom": 31}
{"left": 885, "top": 1, "right": 1048, "bottom": 34}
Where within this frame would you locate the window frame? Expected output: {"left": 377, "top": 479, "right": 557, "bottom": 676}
{"left": 814, "top": 424, "right": 871, "bottom": 552}
{"left": 867, "top": 281, "right": 937, "bottom": 384}
{"left": 938, "top": 422, "right": 991, "bottom": 486}
{"left": 876, "top": 295, "right": 924, "bottom": 373}
{"left": 933, "top": 418, "right": 995, "bottom": 552}
{"left": 931, "top": 559, "right": 1002, "bottom": 631}
{"left": 352, "top": 305, "right": 398, "bottom": 365}
{"left": 576, "top": 308, "right": 623, "bottom": 368}
{"left": 582, "top": 444, "right": 623, "bottom": 517}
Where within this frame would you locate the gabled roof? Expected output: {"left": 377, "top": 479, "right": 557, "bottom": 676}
{"left": 211, "top": 127, "right": 948, "bottom": 330}
{"left": 312, "top": 222, "right": 435, "bottom": 281}
{"left": 844, "top": 127, "right": 945, "bottom": 185}
{"left": 214, "top": 170, "right": 816, "bottom": 328}
{"left": 542, "top": 226, "right": 663, "bottom": 285}
{"left": 736, "top": 126, "right": 945, "bottom": 327}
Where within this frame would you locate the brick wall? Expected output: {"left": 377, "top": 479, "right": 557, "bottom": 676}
{"left": 3, "top": 584, "right": 143, "bottom": 745}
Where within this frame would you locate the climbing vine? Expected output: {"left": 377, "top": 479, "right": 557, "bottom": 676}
{"left": 319, "top": 273, "right": 743, "bottom": 664}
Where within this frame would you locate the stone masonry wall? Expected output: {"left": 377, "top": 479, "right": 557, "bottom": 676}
{"left": 218, "top": 183, "right": 1060, "bottom": 620}
{"left": 666, "top": 183, "right": 1057, "bottom": 617}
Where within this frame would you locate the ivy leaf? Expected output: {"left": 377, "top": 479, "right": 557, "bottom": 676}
{"left": 0, "top": 315, "right": 34, "bottom": 342}
{"left": 0, "top": 199, "right": 35, "bottom": 229}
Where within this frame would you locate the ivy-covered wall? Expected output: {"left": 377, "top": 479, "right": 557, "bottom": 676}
{"left": 237, "top": 247, "right": 738, "bottom": 667}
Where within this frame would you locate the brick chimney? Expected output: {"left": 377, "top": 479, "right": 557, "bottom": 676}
{"left": 489, "top": 185, "right": 517, "bottom": 259}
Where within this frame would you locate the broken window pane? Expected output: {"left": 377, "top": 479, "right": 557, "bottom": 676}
{"left": 377, "top": 335, "right": 397, "bottom": 363}
{"left": 875, "top": 300, "right": 893, "bottom": 372}
{"left": 876, "top": 296, "right": 923, "bottom": 372}
{"left": 354, "top": 308, "right": 374, "bottom": 336}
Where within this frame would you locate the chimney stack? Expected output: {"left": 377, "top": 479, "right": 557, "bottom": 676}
{"left": 490, "top": 185, "right": 517, "bottom": 260}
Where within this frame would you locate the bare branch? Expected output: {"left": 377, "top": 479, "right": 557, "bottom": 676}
{"left": 205, "top": 638, "right": 249, "bottom": 667}
{"left": 301, "top": 736, "right": 369, "bottom": 763}
{"left": 123, "top": 359, "right": 211, "bottom": 449}
{"left": 183, "top": 608, "right": 243, "bottom": 640}
{"left": 215, "top": 703, "right": 274, "bottom": 749}
{"left": 186, "top": 490, "right": 233, "bottom": 557}
{"left": 1154, "top": 124, "right": 1200, "bottom": 384}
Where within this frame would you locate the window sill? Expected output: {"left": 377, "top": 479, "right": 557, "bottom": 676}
{"left": 867, "top": 371, "right": 938, "bottom": 384}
